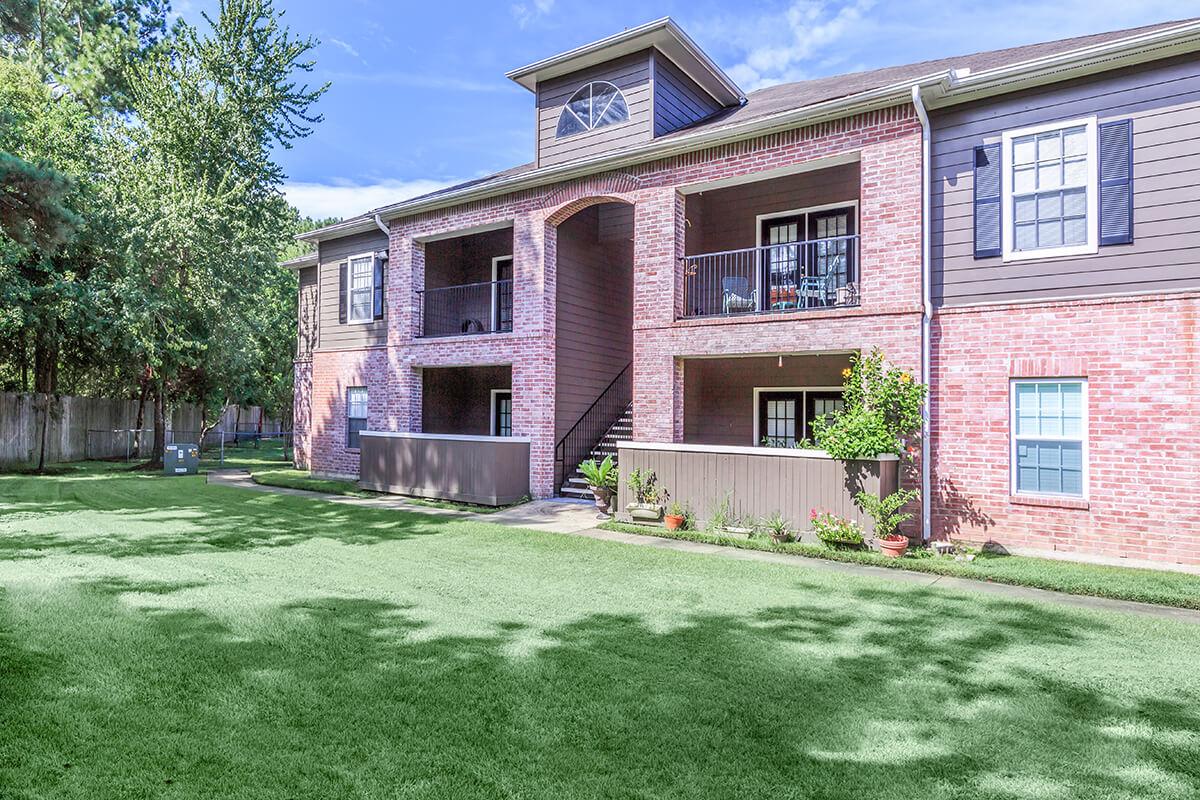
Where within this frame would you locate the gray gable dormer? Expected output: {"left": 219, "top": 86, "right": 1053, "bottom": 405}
{"left": 506, "top": 18, "right": 745, "bottom": 168}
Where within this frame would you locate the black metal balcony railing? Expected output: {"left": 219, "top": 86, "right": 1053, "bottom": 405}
{"left": 680, "top": 236, "right": 860, "bottom": 319}
{"left": 417, "top": 279, "right": 513, "bottom": 338}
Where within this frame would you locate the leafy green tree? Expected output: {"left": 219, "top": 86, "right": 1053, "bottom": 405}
{"left": 108, "top": 0, "right": 325, "bottom": 465}
{"left": 0, "top": 0, "right": 171, "bottom": 111}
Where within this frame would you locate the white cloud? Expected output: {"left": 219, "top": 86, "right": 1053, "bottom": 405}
{"left": 710, "top": 0, "right": 876, "bottom": 92}
{"left": 282, "top": 178, "right": 460, "bottom": 220}
{"left": 511, "top": 0, "right": 556, "bottom": 29}
{"left": 699, "top": 0, "right": 1199, "bottom": 93}
{"left": 328, "top": 38, "right": 361, "bottom": 60}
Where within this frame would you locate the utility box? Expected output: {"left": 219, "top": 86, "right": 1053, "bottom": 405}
{"left": 164, "top": 443, "right": 200, "bottom": 475}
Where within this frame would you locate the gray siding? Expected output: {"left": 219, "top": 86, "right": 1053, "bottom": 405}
{"left": 317, "top": 229, "right": 388, "bottom": 350}
{"left": 536, "top": 51, "right": 653, "bottom": 168}
{"left": 683, "top": 354, "right": 851, "bottom": 446}
{"left": 684, "top": 162, "right": 861, "bottom": 254}
{"left": 652, "top": 51, "right": 723, "bottom": 136}
{"left": 932, "top": 55, "right": 1200, "bottom": 306}
{"left": 297, "top": 265, "right": 318, "bottom": 359}
{"left": 617, "top": 443, "right": 899, "bottom": 540}
{"left": 554, "top": 204, "right": 634, "bottom": 448}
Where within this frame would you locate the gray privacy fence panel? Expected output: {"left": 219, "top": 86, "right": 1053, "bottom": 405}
{"left": 0, "top": 392, "right": 280, "bottom": 469}
{"left": 617, "top": 443, "right": 899, "bottom": 536}
{"left": 358, "top": 432, "right": 531, "bottom": 506}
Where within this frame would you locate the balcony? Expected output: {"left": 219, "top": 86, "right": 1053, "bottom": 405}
{"left": 417, "top": 279, "right": 513, "bottom": 338}
{"left": 680, "top": 236, "right": 859, "bottom": 319}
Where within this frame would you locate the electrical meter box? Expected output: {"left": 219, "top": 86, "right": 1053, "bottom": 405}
{"left": 164, "top": 443, "right": 200, "bottom": 475}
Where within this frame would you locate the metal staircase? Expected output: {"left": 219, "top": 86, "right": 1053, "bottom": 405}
{"left": 559, "top": 403, "right": 633, "bottom": 499}
{"left": 554, "top": 362, "right": 632, "bottom": 498}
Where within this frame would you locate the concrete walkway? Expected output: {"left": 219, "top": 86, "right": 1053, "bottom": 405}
{"left": 207, "top": 470, "right": 1200, "bottom": 624}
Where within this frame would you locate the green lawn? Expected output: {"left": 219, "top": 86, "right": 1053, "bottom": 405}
{"left": 1, "top": 468, "right": 1198, "bottom": 799}
{"left": 601, "top": 521, "right": 1200, "bottom": 610}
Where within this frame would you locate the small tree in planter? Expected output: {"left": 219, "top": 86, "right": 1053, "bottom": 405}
{"left": 626, "top": 468, "right": 665, "bottom": 521}
{"left": 578, "top": 455, "right": 618, "bottom": 517}
{"left": 810, "top": 349, "right": 926, "bottom": 460}
{"left": 855, "top": 489, "right": 919, "bottom": 557}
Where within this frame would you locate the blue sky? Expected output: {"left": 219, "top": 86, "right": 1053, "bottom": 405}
{"left": 174, "top": 0, "right": 1197, "bottom": 219}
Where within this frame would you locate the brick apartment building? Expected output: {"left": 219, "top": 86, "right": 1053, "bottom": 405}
{"left": 284, "top": 17, "right": 1200, "bottom": 570}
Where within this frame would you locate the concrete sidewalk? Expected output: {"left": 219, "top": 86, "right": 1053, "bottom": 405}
{"left": 207, "top": 469, "right": 1200, "bottom": 624}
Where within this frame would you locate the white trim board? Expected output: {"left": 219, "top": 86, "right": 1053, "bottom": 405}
{"left": 618, "top": 440, "right": 898, "bottom": 461}
{"left": 361, "top": 430, "right": 531, "bottom": 443}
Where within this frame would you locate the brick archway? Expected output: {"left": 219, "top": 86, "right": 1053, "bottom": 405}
{"left": 541, "top": 172, "right": 641, "bottom": 225}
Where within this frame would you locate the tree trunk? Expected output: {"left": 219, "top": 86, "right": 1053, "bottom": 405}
{"left": 132, "top": 377, "right": 150, "bottom": 458}
{"left": 33, "top": 328, "right": 58, "bottom": 394}
{"left": 148, "top": 386, "right": 165, "bottom": 469}
{"left": 234, "top": 405, "right": 241, "bottom": 445}
{"left": 198, "top": 399, "right": 228, "bottom": 454}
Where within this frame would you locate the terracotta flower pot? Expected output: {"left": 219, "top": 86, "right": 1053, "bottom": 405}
{"left": 878, "top": 534, "right": 909, "bottom": 558}
{"left": 664, "top": 513, "right": 685, "bottom": 531}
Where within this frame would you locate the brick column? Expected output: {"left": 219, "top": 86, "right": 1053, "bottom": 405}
{"left": 292, "top": 359, "right": 312, "bottom": 468}
{"left": 631, "top": 188, "right": 684, "bottom": 442}
{"left": 514, "top": 210, "right": 556, "bottom": 497}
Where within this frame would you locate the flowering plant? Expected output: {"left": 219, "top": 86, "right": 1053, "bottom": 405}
{"left": 811, "top": 349, "right": 926, "bottom": 460}
{"left": 809, "top": 508, "right": 865, "bottom": 547}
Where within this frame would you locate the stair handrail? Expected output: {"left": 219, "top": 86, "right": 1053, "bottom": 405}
{"left": 554, "top": 361, "right": 633, "bottom": 488}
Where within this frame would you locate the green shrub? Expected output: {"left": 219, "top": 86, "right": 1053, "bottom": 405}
{"left": 811, "top": 348, "right": 926, "bottom": 459}
{"left": 578, "top": 455, "right": 617, "bottom": 491}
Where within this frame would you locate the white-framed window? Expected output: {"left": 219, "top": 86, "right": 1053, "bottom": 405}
{"left": 346, "top": 387, "right": 368, "bottom": 449}
{"left": 1010, "top": 380, "right": 1087, "bottom": 498}
{"left": 555, "top": 81, "right": 629, "bottom": 138}
{"left": 1001, "top": 117, "right": 1098, "bottom": 262}
{"left": 490, "top": 389, "right": 512, "bottom": 437}
{"left": 347, "top": 253, "right": 375, "bottom": 323}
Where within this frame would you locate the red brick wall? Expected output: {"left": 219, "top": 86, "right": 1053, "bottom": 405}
{"left": 931, "top": 292, "right": 1200, "bottom": 567}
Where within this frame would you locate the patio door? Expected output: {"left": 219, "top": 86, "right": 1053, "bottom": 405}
{"left": 491, "top": 390, "right": 512, "bottom": 437}
{"left": 807, "top": 209, "right": 855, "bottom": 304}
{"left": 757, "top": 390, "right": 802, "bottom": 447}
{"left": 805, "top": 391, "right": 845, "bottom": 441}
{"left": 760, "top": 216, "right": 803, "bottom": 311}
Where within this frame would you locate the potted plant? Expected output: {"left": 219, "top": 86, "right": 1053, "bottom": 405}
{"left": 625, "top": 468, "right": 665, "bottom": 521}
{"left": 809, "top": 508, "right": 866, "bottom": 549}
{"left": 763, "top": 511, "right": 793, "bottom": 544}
{"left": 578, "top": 455, "right": 618, "bottom": 517}
{"left": 854, "top": 489, "right": 919, "bottom": 558}
{"left": 664, "top": 499, "right": 687, "bottom": 531}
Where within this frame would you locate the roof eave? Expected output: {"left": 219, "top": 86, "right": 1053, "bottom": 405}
{"left": 928, "top": 18, "right": 1200, "bottom": 107}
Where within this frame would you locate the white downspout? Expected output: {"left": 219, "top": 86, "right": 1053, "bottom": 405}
{"left": 911, "top": 85, "right": 933, "bottom": 542}
{"left": 373, "top": 213, "right": 389, "bottom": 237}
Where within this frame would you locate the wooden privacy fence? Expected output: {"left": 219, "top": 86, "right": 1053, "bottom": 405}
{"left": 0, "top": 392, "right": 281, "bottom": 470}
{"left": 616, "top": 441, "right": 899, "bottom": 538}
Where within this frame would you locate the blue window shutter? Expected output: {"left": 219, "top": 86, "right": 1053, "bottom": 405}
{"left": 373, "top": 258, "right": 385, "bottom": 320}
{"left": 1099, "top": 119, "right": 1133, "bottom": 246}
{"left": 338, "top": 262, "right": 348, "bottom": 324}
{"left": 973, "top": 143, "right": 1002, "bottom": 258}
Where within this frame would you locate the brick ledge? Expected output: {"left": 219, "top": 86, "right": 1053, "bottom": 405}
{"left": 1009, "top": 494, "right": 1090, "bottom": 511}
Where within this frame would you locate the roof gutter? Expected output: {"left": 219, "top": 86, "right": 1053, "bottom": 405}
{"left": 910, "top": 84, "right": 933, "bottom": 543}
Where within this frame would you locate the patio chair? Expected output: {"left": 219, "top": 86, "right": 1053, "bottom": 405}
{"left": 722, "top": 276, "right": 757, "bottom": 314}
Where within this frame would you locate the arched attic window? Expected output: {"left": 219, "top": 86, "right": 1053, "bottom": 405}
{"left": 555, "top": 81, "right": 629, "bottom": 138}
